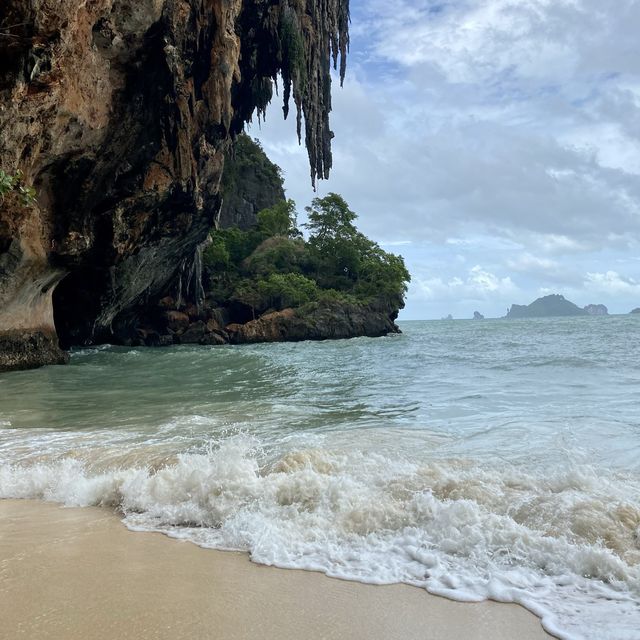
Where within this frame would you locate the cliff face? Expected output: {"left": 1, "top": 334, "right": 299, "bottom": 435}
{"left": 218, "top": 134, "right": 285, "bottom": 230}
{"left": 0, "top": 0, "right": 349, "bottom": 368}
{"left": 226, "top": 300, "right": 400, "bottom": 344}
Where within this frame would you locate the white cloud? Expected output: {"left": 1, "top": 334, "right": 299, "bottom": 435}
{"left": 254, "top": 0, "right": 640, "bottom": 317}
{"left": 367, "top": 0, "right": 586, "bottom": 84}
{"left": 413, "top": 265, "right": 517, "bottom": 302}
{"left": 364, "top": 0, "right": 638, "bottom": 88}
{"left": 530, "top": 234, "right": 591, "bottom": 254}
{"left": 585, "top": 271, "right": 640, "bottom": 295}
{"left": 507, "top": 253, "right": 559, "bottom": 272}
{"left": 469, "top": 265, "right": 516, "bottom": 293}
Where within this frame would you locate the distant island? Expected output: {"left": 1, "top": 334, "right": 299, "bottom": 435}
{"left": 473, "top": 311, "right": 485, "bottom": 320}
{"left": 584, "top": 304, "right": 608, "bottom": 316}
{"left": 631, "top": 308, "right": 640, "bottom": 314}
{"left": 506, "top": 294, "right": 608, "bottom": 319}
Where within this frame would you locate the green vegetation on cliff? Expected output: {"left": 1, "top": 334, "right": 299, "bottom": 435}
{"left": 204, "top": 193, "right": 410, "bottom": 321}
{"left": 0, "top": 169, "right": 36, "bottom": 206}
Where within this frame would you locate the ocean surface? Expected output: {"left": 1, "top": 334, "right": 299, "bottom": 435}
{"left": 1, "top": 316, "right": 639, "bottom": 639}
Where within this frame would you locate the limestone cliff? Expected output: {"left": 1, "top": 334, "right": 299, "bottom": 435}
{"left": 226, "top": 301, "right": 400, "bottom": 344}
{"left": 218, "top": 134, "right": 285, "bottom": 230}
{"left": 0, "top": 0, "right": 349, "bottom": 370}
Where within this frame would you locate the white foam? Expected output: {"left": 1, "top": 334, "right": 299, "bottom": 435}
{"left": 2, "top": 434, "right": 640, "bottom": 640}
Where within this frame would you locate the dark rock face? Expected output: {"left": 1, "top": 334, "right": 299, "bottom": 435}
{"left": 583, "top": 304, "right": 608, "bottom": 316}
{"left": 226, "top": 302, "right": 400, "bottom": 344}
{"left": 0, "top": 0, "right": 350, "bottom": 370}
{"left": 473, "top": 311, "right": 485, "bottom": 320}
{"left": 631, "top": 308, "right": 640, "bottom": 315}
{"left": 120, "top": 296, "right": 399, "bottom": 348}
{"left": 218, "top": 135, "right": 285, "bottom": 230}
{"left": 0, "top": 329, "right": 69, "bottom": 372}
{"left": 506, "top": 294, "right": 587, "bottom": 319}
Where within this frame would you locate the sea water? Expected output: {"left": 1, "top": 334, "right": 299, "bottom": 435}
{"left": 1, "top": 316, "right": 639, "bottom": 639}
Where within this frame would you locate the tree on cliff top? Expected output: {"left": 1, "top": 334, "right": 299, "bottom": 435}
{"left": 305, "top": 193, "right": 357, "bottom": 247}
{"left": 304, "top": 193, "right": 410, "bottom": 302}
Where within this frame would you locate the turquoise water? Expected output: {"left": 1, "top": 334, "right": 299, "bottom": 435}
{"left": 1, "top": 316, "right": 640, "bottom": 639}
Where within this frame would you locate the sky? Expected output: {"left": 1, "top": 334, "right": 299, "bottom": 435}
{"left": 249, "top": 0, "right": 640, "bottom": 320}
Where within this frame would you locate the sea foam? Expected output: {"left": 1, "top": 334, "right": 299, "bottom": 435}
{"left": 2, "top": 432, "right": 640, "bottom": 640}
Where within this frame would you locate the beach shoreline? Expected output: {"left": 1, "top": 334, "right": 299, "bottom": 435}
{"left": 0, "top": 499, "right": 553, "bottom": 640}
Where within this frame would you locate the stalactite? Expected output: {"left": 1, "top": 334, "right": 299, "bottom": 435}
{"left": 235, "top": 0, "right": 350, "bottom": 187}
{"left": 0, "top": 0, "right": 351, "bottom": 359}
{"left": 276, "top": 0, "right": 350, "bottom": 186}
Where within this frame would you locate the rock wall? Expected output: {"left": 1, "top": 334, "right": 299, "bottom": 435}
{"left": 121, "top": 297, "right": 399, "bottom": 349}
{"left": 0, "top": 0, "right": 349, "bottom": 369}
{"left": 218, "top": 134, "right": 285, "bottom": 230}
{"left": 226, "top": 302, "right": 400, "bottom": 344}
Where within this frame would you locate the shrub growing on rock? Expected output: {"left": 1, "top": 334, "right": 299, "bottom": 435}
{"left": 204, "top": 192, "right": 410, "bottom": 321}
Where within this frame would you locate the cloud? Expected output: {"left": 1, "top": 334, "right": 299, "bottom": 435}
{"left": 413, "top": 265, "right": 518, "bottom": 302}
{"left": 380, "top": 240, "right": 413, "bottom": 247}
{"left": 254, "top": 0, "right": 640, "bottom": 317}
{"left": 507, "top": 254, "right": 559, "bottom": 272}
{"left": 585, "top": 270, "right": 640, "bottom": 295}
{"left": 363, "top": 0, "right": 638, "bottom": 88}
{"left": 341, "top": 0, "right": 640, "bottom": 247}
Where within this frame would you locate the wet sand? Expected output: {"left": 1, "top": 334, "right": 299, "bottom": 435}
{"left": 0, "top": 500, "right": 553, "bottom": 640}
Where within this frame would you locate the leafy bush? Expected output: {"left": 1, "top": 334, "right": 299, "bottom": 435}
{"left": 243, "top": 236, "right": 308, "bottom": 277}
{"left": 257, "top": 273, "right": 319, "bottom": 310}
{"left": 0, "top": 170, "right": 14, "bottom": 196}
{"left": 257, "top": 199, "right": 299, "bottom": 238}
{"left": 355, "top": 247, "right": 411, "bottom": 304}
{"left": 316, "top": 288, "right": 359, "bottom": 305}
{"left": 203, "top": 234, "right": 230, "bottom": 272}
{"left": 205, "top": 192, "right": 410, "bottom": 318}
{"left": 0, "top": 169, "right": 37, "bottom": 206}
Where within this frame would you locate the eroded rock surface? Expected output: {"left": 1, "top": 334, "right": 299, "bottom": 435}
{"left": 0, "top": 329, "right": 69, "bottom": 372}
{"left": 218, "top": 134, "right": 285, "bottom": 230}
{"left": 0, "top": 0, "right": 349, "bottom": 369}
{"left": 226, "top": 301, "right": 400, "bottom": 344}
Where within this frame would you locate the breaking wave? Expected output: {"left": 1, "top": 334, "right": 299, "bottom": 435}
{"left": 2, "top": 432, "right": 640, "bottom": 640}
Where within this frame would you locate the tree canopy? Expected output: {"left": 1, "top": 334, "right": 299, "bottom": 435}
{"left": 203, "top": 193, "right": 410, "bottom": 319}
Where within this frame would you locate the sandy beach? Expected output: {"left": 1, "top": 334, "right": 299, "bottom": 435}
{"left": 0, "top": 500, "right": 553, "bottom": 640}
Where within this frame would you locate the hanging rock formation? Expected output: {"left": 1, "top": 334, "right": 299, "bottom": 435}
{"left": 0, "top": 0, "right": 349, "bottom": 370}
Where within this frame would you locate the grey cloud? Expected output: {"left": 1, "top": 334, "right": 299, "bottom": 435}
{"left": 253, "top": 0, "right": 640, "bottom": 317}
